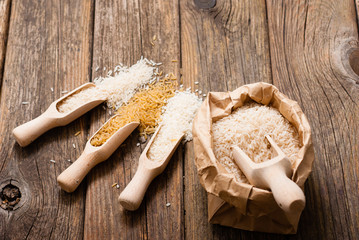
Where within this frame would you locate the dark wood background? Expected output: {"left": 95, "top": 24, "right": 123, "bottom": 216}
{"left": 0, "top": 0, "right": 358, "bottom": 239}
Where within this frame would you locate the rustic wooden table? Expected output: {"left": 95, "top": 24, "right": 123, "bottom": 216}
{"left": 0, "top": 0, "right": 358, "bottom": 239}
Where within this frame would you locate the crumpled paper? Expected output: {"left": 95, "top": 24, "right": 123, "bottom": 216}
{"left": 192, "top": 82, "right": 314, "bottom": 234}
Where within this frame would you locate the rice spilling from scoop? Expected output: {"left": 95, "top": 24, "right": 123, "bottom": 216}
{"left": 212, "top": 102, "right": 301, "bottom": 183}
{"left": 115, "top": 77, "right": 177, "bottom": 138}
{"left": 147, "top": 91, "right": 202, "bottom": 162}
{"left": 57, "top": 58, "right": 156, "bottom": 113}
{"left": 89, "top": 76, "right": 177, "bottom": 147}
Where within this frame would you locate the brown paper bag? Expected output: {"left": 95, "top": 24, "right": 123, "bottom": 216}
{"left": 192, "top": 82, "right": 314, "bottom": 234}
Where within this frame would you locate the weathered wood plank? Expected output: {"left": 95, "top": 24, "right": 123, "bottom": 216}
{"left": 266, "top": 0, "right": 359, "bottom": 239}
{"left": 355, "top": 0, "right": 359, "bottom": 29}
{"left": 84, "top": 1, "right": 145, "bottom": 239}
{"left": 0, "top": 0, "right": 10, "bottom": 88}
{"left": 0, "top": 0, "right": 93, "bottom": 239}
{"left": 139, "top": 1, "right": 183, "bottom": 239}
{"left": 84, "top": 0, "right": 182, "bottom": 239}
{"left": 84, "top": 1, "right": 146, "bottom": 238}
{"left": 181, "top": 0, "right": 272, "bottom": 239}
{"left": 0, "top": 0, "right": 357, "bottom": 239}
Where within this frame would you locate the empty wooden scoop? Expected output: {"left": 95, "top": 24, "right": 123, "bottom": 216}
{"left": 57, "top": 116, "right": 139, "bottom": 193}
{"left": 231, "top": 135, "right": 305, "bottom": 213}
{"left": 119, "top": 125, "right": 184, "bottom": 211}
{"left": 12, "top": 83, "right": 106, "bottom": 147}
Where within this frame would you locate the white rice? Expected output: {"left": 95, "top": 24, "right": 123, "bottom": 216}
{"left": 212, "top": 102, "right": 301, "bottom": 183}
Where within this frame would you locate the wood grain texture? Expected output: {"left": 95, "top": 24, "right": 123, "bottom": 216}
{"left": 266, "top": 0, "right": 359, "bottom": 239}
{"left": 84, "top": 1, "right": 143, "bottom": 238}
{"left": 0, "top": 0, "right": 358, "bottom": 239}
{"left": 0, "top": 0, "right": 93, "bottom": 239}
{"left": 180, "top": 0, "right": 272, "bottom": 239}
{"left": 0, "top": 0, "right": 10, "bottom": 89}
{"left": 139, "top": 1, "right": 183, "bottom": 239}
{"left": 84, "top": 0, "right": 183, "bottom": 239}
{"left": 356, "top": 0, "right": 359, "bottom": 29}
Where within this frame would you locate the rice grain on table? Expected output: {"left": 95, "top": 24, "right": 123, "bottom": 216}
{"left": 212, "top": 102, "right": 302, "bottom": 183}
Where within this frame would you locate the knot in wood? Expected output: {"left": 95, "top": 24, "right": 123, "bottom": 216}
{"left": 194, "top": 0, "right": 216, "bottom": 9}
{"left": 349, "top": 48, "right": 359, "bottom": 78}
{"left": 0, "top": 184, "right": 21, "bottom": 211}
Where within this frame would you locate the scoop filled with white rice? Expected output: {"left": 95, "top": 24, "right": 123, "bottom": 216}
{"left": 212, "top": 101, "right": 302, "bottom": 183}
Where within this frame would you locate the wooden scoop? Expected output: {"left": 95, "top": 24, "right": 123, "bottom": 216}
{"left": 57, "top": 116, "right": 139, "bottom": 193}
{"left": 231, "top": 135, "right": 305, "bottom": 214}
{"left": 12, "top": 83, "right": 105, "bottom": 147}
{"left": 119, "top": 125, "right": 184, "bottom": 211}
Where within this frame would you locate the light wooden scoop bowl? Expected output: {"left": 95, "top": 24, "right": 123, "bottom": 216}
{"left": 12, "top": 83, "right": 105, "bottom": 147}
{"left": 119, "top": 125, "right": 184, "bottom": 211}
{"left": 231, "top": 135, "right": 305, "bottom": 214}
{"left": 57, "top": 116, "right": 139, "bottom": 193}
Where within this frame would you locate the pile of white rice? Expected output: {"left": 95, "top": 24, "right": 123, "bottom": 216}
{"left": 147, "top": 91, "right": 202, "bottom": 162}
{"left": 212, "top": 102, "right": 301, "bottom": 183}
{"left": 57, "top": 58, "right": 156, "bottom": 113}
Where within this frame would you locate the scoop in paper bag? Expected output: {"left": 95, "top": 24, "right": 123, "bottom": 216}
{"left": 192, "top": 82, "right": 314, "bottom": 234}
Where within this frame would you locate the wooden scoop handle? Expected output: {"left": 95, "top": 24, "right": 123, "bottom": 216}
{"left": 119, "top": 165, "right": 157, "bottom": 211}
{"left": 264, "top": 167, "right": 306, "bottom": 213}
{"left": 57, "top": 151, "right": 99, "bottom": 193}
{"left": 12, "top": 113, "right": 57, "bottom": 147}
{"left": 232, "top": 140, "right": 305, "bottom": 214}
